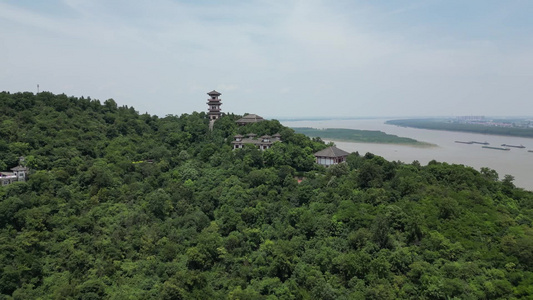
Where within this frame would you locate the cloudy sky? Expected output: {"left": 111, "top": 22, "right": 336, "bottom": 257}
{"left": 2, "top": 0, "right": 533, "bottom": 118}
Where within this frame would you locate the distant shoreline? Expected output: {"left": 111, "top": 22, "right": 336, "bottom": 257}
{"left": 324, "top": 138, "right": 436, "bottom": 148}
{"left": 276, "top": 117, "right": 384, "bottom": 122}
{"left": 276, "top": 116, "right": 533, "bottom": 122}
{"left": 386, "top": 119, "right": 533, "bottom": 139}
{"left": 292, "top": 127, "right": 433, "bottom": 146}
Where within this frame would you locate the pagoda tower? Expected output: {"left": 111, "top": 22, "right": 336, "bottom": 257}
{"left": 206, "top": 90, "right": 222, "bottom": 120}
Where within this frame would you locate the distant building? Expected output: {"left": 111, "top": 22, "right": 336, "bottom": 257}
{"left": 0, "top": 165, "right": 29, "bottom": 186}
{"left": 207, "top": 90, "right": 222, "bottom": 121}
{"left": 232, "top": 133, "right": 281, "bottom": 150}
{"left": 0, "top": 172, "right": 17, "bottom": 186}
{"left": 235, "top": 114, "right": 265, "bottom": 125}
{"left": 456, "top": 116, "right": 485, "bottom": 122}
{"left": 314, "top": 146, "right": 350, "bottom": 166}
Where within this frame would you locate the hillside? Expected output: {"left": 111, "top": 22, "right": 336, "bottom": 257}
{"left": 1, "top": 91, "right": 533, "bottom": 299}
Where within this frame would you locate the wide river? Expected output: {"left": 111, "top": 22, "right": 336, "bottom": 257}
{"left": 281, "top": 119, "right": 533, "bottom": 191}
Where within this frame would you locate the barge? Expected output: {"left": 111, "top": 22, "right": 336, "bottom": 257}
{"left": 454, "top": 141, "right": 489, "bottom": 145}
{"left": 501, "top": 144, "right": 525, "bottom": 148}
{"left": 483, "top": 146, "right": 510, "bottom": 151}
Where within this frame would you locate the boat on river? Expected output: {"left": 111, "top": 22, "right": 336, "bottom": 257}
{"left": 455, "top": 141, "right": 489, "bottom": 145}
{"left": 483, "top": 146, "right": 510, "bottom": 151}
{"left": 455, "top": 141, "right": 473, "bottom": 144}
{"left": 501, "top": 144, "right": 525, "bottom": 148}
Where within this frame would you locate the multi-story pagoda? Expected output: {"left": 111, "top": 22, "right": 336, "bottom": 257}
{"left": 206, "top": 90, "right": 222, "bottom": 120}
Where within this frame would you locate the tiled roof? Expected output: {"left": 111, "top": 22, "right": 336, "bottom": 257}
{"left": 10, "top": 166, "right": 28, "bottom": 171}
{"left": 0, "top": 172, "right": 16, "bottom": 178}
{"left": 314, "top": 146, "right": 350, "bottom": 158}
{"left": 236, "top": 114, "right": 264, "bottom": 123}
{"left": 231, "top": 138, "right": 272, "bottom": 145}
{"left": 207, "top": 90, "right": 221, "bottom": 96}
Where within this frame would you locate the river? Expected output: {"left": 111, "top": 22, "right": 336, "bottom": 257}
{"left": 281, "top": 119, "right": 533, "bottom": 191}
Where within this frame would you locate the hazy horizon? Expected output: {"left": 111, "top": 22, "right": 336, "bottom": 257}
{"left": 2, "top": 1, "right": 533, "bottom": 118}
{"left": 270, "top": 115, "right": 533, "bottom": 121}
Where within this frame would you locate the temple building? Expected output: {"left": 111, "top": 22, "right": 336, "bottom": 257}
{"left": 232, "top": 133, "right": 281, "bottom": 150}
{"left": 206, "top": 90, "right": 222, "bottom": 120}
{"left": 314, "top": 146, "right": 350, "bottom": 166}
{"left": 235, "top": 114, "right": 265, "bottom": 125}
{"left": 0, "top": 165, "right": 29, "bottom": 186}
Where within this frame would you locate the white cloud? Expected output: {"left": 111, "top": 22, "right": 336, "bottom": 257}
{"left": 217, "top": 84, "right": 239, "bottom": 92}
{"left": 1, "top": 0, "right": 533, "bottom": 117}
{"left": 280, "top": 87, "right": 291, "bottom": 94}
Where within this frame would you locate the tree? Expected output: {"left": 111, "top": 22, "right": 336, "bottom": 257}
{"left": 357, "top": 161, "right": 384, "bottom": 189}
{"left": 144, "top": 189, "right": 172, "bottom": 219}
{"left": 480, "top": 167, "right": 499, "bottom": 181}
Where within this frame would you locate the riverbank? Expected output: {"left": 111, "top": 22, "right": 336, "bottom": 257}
{"left": 283, "top": 119, "right": 533, "bottom": 190}
{"left": 386, "top": 118, "right": 533, "bottom": 138}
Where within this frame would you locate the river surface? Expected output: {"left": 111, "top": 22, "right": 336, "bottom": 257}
{"left": 281, "top": 119, "right": 533, "bottom": 190}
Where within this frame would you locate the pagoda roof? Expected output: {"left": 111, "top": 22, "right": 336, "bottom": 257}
{"left": 261, "top": 135, "right": 271, "bottom": 139}
{"left": 207, "top": 90, "right": 221, "bottom": 96}
{"left": 236, "top": 114, "right": 265, "bottom": 124}
{"left": 314, "top": 146, "right": 350, "bottom": 158}
{"left": 272, "top": 133, "right": 281, "bottom": 137}
{"left": 231, "top": 138, "right": 269, "bottom": 145}
{"left": 10, "top": 165, "right": 28, "bottom": 171}
{"left": 234, "top": 134, "right": 244, "bottom": 138}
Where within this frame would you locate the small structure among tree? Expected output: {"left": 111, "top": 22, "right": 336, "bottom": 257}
{"left": 314, "top": 146, "right": 350, "bottom": 167}
{"left": 235, "top": 114, "right": 264, "bottom": 125}
{"left": 232, "top": 133, "right": 281, "bottom": 150}
{"left": 0, "top": 157, "right": 29, "bottom": 186}
{"left": 206, "top": 90, "right": 222, "bottom": 121}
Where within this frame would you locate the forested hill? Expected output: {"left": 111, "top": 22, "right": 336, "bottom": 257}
{"left": 1, "top": 92, "right": 533, "bottom": 299}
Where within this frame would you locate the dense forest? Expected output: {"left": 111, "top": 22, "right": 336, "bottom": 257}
{"left": 1, "top": 91, "right": 533, "bottom": 299}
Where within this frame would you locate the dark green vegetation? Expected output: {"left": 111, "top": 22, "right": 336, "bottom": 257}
{"left": 292, "top": 127, "right": 427, "bottom": 145}
{"left": 387, "top": 118, "right": 533, "bottom": 138}
{"left": 1, "top": 91, "right": 533, "bottom": 299}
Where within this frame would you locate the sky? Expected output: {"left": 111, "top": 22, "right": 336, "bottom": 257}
{"left": 1, "top": 0, "right": 533, "bottom": 118}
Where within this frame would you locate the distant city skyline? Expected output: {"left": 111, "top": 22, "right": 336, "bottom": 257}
{"left": 2, "top": 0, "right": 533, "bottom": 117}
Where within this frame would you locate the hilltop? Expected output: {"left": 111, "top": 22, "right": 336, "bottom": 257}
{"left": 1, "top": 91, "right": 533, "bottom": 299}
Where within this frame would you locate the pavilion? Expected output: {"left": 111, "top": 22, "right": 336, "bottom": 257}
{"left": 314, "top": 146, "right": 350, "bottom": 166}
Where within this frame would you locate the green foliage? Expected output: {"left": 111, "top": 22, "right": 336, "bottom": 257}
{"left": 293, "top": 127, "right": 428, "bottom": 145}
{"left": 0, "top": 91, "right": 532, "bottom": 299}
